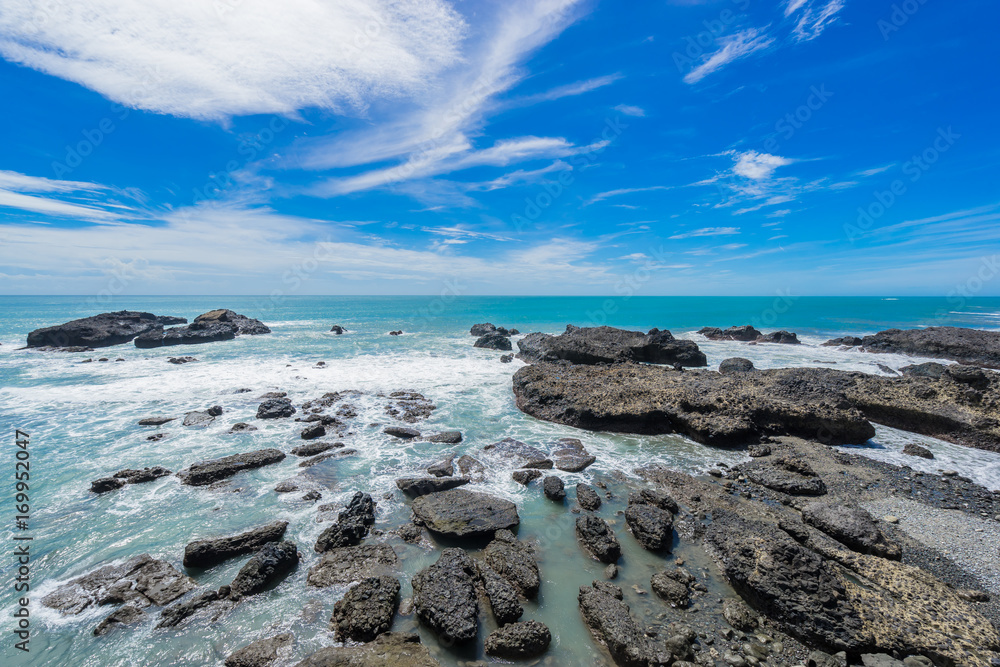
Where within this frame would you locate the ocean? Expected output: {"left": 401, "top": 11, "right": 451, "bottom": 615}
{"left": 2, "top": 295, "right": 1000, "bottom": 666}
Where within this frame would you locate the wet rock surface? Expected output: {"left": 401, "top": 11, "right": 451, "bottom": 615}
{"left": 859, "top": 326, "right": 1000, "bottom": 369}
{"left": 225, "top": 632, "right": 294, "bottom": 667}
{"left": 484, "top": 529, "right": 540, "bottom": 599}
{"left": 228, "top": 541, "right": 299, "bottom": 600}
{"left": 579, "top": 582, "right": 674, "bottom": 666}
{"left": 625, "top": 495, "right": 674, "bottom": 551}
{"left": 517, "top": 324, "right": 707, "bottom": 367}
{"left": 577, "top": 483, "right": 602, "bottom": 511}
{"left": 395, "top": 476, "right": 470, "bottom": 497}
{"left": 183, "top": 521, "right": 289, "bottom": 568}
{"left": 27, "top": 311, "right": 185, "bottom": 348}
{"left": 483, "top": 619, "right": 551, "bottom": 659}
{"left": 292, "top": 632, "right": 439, "bottom": 667}
{"left": 177, "top": 449, "right": 286, "bottom": 486}
{"left": 314, "top": 492, "right": 375, "bottom": 552}
{"left": 411, "top": 489, "right": 519, "bottom": 539}
{"left": 257, "top": 398, "right": 296, "bottom": 419}
{"left": 477, "top": 561, "right": 523, "bottom": 625}
{"left": 331, "top": 576, "right": 400, "bottom": 642}
{"left": 90, "top": 466, "right": 171, "bottom": 493}
{"left": 576, "top": 514, "right": 622, "bottom": 563}
{"left": 474, "top": 331, "right": 513, "bottom": 351}
{"left": 412, "top": 548, "right": 479, "bottom": 644}
{"left": 307, "top": 544, "right": 399, "bottom": 588}
{"left": 135, "top": 309, "right": 270, "bottom": 348}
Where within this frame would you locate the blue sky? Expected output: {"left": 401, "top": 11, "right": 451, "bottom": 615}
{"left": 0, "top": 0, "right": 997, "bottom": 296}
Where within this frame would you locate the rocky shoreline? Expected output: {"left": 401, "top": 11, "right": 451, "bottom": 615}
{"left": 23, "top": 317, "right": 1000, "bottom": 666}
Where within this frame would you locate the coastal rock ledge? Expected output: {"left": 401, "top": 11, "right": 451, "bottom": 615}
{"left": 26, "top": 311, "right": 186, "bottom": 348}
{"left": 830, "top": 326, "right": 1000, "bottom": 369}
{"left": 517, "top": 324, "right": 707, "bottom": 367}
{"left": 135, "top": 309, "right": 270, "bottom": 348}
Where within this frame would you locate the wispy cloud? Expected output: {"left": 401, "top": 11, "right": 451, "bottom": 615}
{"left": 614, "top": 104, "right": 646, "bottom": 117}
{"left": 0, "top": 170, "right": 127, "bottom": 223}
{"left": 669, "top": 226, "right": 741, "bottom": 239}
{"left": 504, "top": 74, "right": 622, "bottom": 108}
{"left": 584, "top": 185, "right": 672, "bottom": 206}
{"left": 788, "top": 0, "right": 846, "bottom": 42}
{"left": 855, "top": 164, "right": 895, "bottom": 177}
{"left": 732, "top": 151, "right": 795, "bottom": 180}
{"left": 683, "top": 27, "right": 775, "bottom": 84}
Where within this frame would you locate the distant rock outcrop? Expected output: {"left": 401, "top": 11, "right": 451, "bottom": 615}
{"left": 27, "top": 311, "right": 186, "bottom": 348}
{"left": 134, "top": 309, "right": 270, "bottom": 348}
{"left": 516, "top": 325, "right": 707, "bottom": 367}
{"left": 858, "top": 326, "right": 1000, "bottom": 369}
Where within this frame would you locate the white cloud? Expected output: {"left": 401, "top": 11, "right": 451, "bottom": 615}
{"left": 0, "top": 0, "right": 466, "bottom": 121}
{"left": 584, "top": 186, "right": 672, "bottom": 206}
{"left": 856, "top": 164, "right": 895, "bottom": 177}
{"left": 614, "top": 104, "right": 646, "bottom": 117}
{"left": 683, "top": 27, "right": 775, "bottom": 84}
{"left": 669, "top": 227, "right": 741, "bottom": 240}
{"left": 791, "top": 0, "right": 845, "bottom": 42}
{"left": 504, "top": 74, "right": 623, "bottom": 108}
{"left": 784, "top": 0, "right": 809, "bottom": 16}
{"left": 731, "top": 151, "right": 794, "bottom": 180}
{"left": 0, "top": 169, "right": 128, "bottom": 223}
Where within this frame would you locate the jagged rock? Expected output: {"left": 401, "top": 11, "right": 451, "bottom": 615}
{"left": 512, "top": 469, "right": 542, "bottom": 485}
{"left": 576, "top": 483, "right": 602, "bottom": 511}
{"left": 824, "top": 336, "right": 863, "bottom": 347}
{"left": 412, "top": 549, "right": 479, "bottom": 643}
{"left": 135, "top": 310, "right": 270, "bottom": 348}
{"left": 543, "top": 475, "right": 565, "bottom": 501}
{"left": 90, "top": 477, "right": 126, "bottom": 493}
{"left": 411, "top": 489, "right": 519, "bottom": 539}
{"left": 167, "top": 356, "right": 197, "bottom": 364}
{"left": 426, "top": 430, "right": 462, "bottom": 444}
{"left": 307, "top": 544, "right": 399, "bottom": 588}
{"left": 183, "top": 521, "right": 289, "bottom": 568}
{"left": 517, "top": 325, "right": 707, "bottom": 367}
{"left": 719, "top": 357, "right": 755, "bottom": 374}
{"left": 482, "top": 437, "right": 549, "bottom": 466}
{"left": 291, "top": 442, "right": 338, "bottom": 457}
{"left": 138, "top": 416, "right": 175, "bottom": 426}
{"left": 229, "top": 422, "right": 257, "bottom": 433}
{"left": 902, "top": 443, "right": 934, "bottom": 459}
{"left": 456, "top": 455, "right": 485, "bottom": 478}
{"left": 177, "top": 449, "right": 285, "bottom": 486}
{"left": 722, "top": 598, "right": 759, "bottom": 631}
{"left": 156, "top": 587, "right": 230, "bottom": 628}
{"left": 93, "top": 604, "right": 146, "bottom": 636}
{"left": 475, "top": 331, "right": 513, "bottom": 351}
{"left": 901, "top": 362, "right": 948, "bottom": 379}
{"left": 625, "top": 501, "right": 674, "bottom": 552}
{"left": 800, "top": 503, "right": 901, "bottom": 560}
{"left": 426, "top": 455, "right": 454, "bottom": 477}
{"left": 314, "top": 493, "right": 375, "bottom": 552}
{"left": 471, "top": 323, "right": 498, "bottom": 336}
{"left": 579, "top": 583, "right": 674, "bottom": 666}
{"left": 395, "top": 476, "right": 470, "bottom": 497}
{"left": 292, "top": 633, "right": 439, "bottom": 667}
{"left": 477, "top": 562, "right": 523, "bottom": 625}
{"left": 331, "top": 576, "right": 401, "bottom": 642}
{"left": 699, "top": 325, "right": 761, "bottom": 342}
{"left": 383, "top": 391, "right": 435, "bottom": 423}
{"left": 860, "top": 326, "right": 1000, "bottom": 369}
{"left": 741, "top": 455, "right": 828, "bottom": 496}
{"left": 27, "top": 311, "right": 185, "bottom": 348}
{"left": 576, "top": 515, "right": 621, "bottom": 563}
{"left": 757, "top": 330, "right": 800, "bottom": 344}
{"left": 500, "top": 354, "right": 514, "bottom": 363}
{"left": 484, "top": 529, "right": 540, "bottom": 598}
{"left": 484, "top": 620, "right": 551, "bottom": 659}
{"left": 257, "top": 398, "right": 296, "bottom": 419}
{"left": 225, "top": 632, "right": 294, "bottom": 667}
{"left": 628, "top": 489, "right": 680, "bottom": 514}
{"left": 229, "top": 541, "right": 299, "bottom": 599}
{"left": 330, "top": 325, "right": 345, "bottom": 334}
{"left": 384, "top": 426, "right": 421, "bottom": 439}
{"left": 551, "top": 437, "right": 596, "bottom": 472}
{"left": 300, "top": 424, "right": 325, "bottom": 440}
{"left": 651, "top": 569, "right": 692, "bottom": 608}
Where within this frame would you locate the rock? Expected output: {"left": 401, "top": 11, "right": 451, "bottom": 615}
{"left": 314, "top": 493, "right": 376, "bottom": 552}
{"left": 482, "top": 437, "right": 550, "bottom": 466}
{"left": 699, "top": 325, "right": 762, "bottom": 342}
{"left": 331, "top": 576, "right": 401, "bottom": 642}
{"left": 741, "top": 456, "right": 828, "bottom": 496}
{"left": 42, "top": 554, "right": 195, "bottom": 615}
{"left": 299, "top": 449, "right": 358, "bottom": 466}
{"left": 274, "top": 480, "right": 300, "bottom": 493}
{"left": 517, "top": 324, "right": 707, "bottom": 367}
{"left": 384, "top": 426, "right": 421, "bottom": 439}
{"left": 300, "top": 424, "right": 325, "bottom": 440}
{"left": 902, "top": 443, "right": 934, "bottom": 459}
{"left": 477, "top": 562, "right": 523, "bottom": 625}
{"left": 801, "top": 502, "right": 902, "bottom": 560}
{"left": 100, "top": 467, "right": 172, "bottom": 488}
{"left": 426, "top": 455, "right": 454, "bottom": 477}
{"left": 388, "top": 330, "right": 403, "bottom": 336}
{"left": 553, "top": 438, "right": 597, "bottom": 472}
{"left": 604, "top": 564, "right": 618, "bottom": 579}
{"left": 500, "top": 354, "right": 514, "bottom": 363}
{"left": 456, "top": 455, "right": 485, "bottom": 478}
{"left": 512, "top": 469, "right": 542, "bottom": 485}
{"left": 257, "top": 398, "right": 296, "bottom": 419}
{"left": 483, "top": 530, "right": 539, "bottom": 598}
{"left": 411, "top": 489, "right": 519, "bottom": 540}
{"left": 757, "top": 331, "right": 800, "bottom": 344}
{"left": 290, "top": 442, "right": 338, "bottom": 457}
{"left": 138, "top": 416, "right": 175, "bottom": 426}
{"left": 625, "top": 502, "right": 674, "bottom": 552}
{"left": 513, "top": 363, "right": 878, "bottom": 448}
{"left": 577, "top": 483, "right": 602, "bottom": 511}
{"left": 576, "top": 515, "right": 621, "bottom": 563}
{"left": 228, "top": 541, "right": 299, "bottom": 599}
{"left": 651, "top": 570, "right": 691, "bottom": 608}
{"left": 412, "top": 549, "right": 479, "bottom": 643}
{"left": 579, "top": 583, "right": 673, "bottom": 666}
{"left": 883, "top": 515, "right": 899, "bottom": 524}
{"left": 307, "top": 544, "right": 399, "bottom": 588}
{"left": 861, "top": 655, "right": 906, "bottom": 667}
{"left": 426, "top": 430, "right": 462, "bottom": 444}
{"left": 90, "top": 477, "right": 127, "bottom": 493}
{"left": 225, "top": 632, "right": 294, "bottom": 667}
{"left": 543, "top": 475, "right": 566, "bottom": 501}
{"left": 292, "top": 632, "right": 439, "bottom": 667}
{"left": 824, "top": 336, "right": 863, "bottom": 347}
{"left": 475, "top": 332, "right": 513, "bottom": 351}
{"left": 93, "top": 604, "right": 146, "bottom": 636}
{"left": 182, "top": 410, "right": 216, "bottom": 427}
{"left": 156, "top": 588, "right": 229, "bottom": 628}
{"left": 135, "top": 310, "right": 270, "bottom": 348}
{"left": 628, "top": 488, "right": 680, "bottom": 514}
{"left": 471, "top": 323, "right": 498, "bottom": 336}
{"left": 330, "top": 325, "right": 345, "bottom": 334}
{"left": 484, "top": 620, "right": 551, "bottom": 659}
{"left": 177, "top": 449, "right": 285, "bottom": 486}
{"left": 722, "top": 598, "right": 759, "bottom": 631}
{"left": 229, "top": 422, "right": 257, "bottom": 434}
{"left": 167, "top": 356, "right": 197, "bottom": 364}
{"left": 183, "top": 521, "right": 289, "bottom": 568}
{"left": 395, "top": 476, "right": 470, "bottom": 497}
{"left": 719, "top": 357, "right": 755, "bottom": 374}
{"left": 27, "top": 311, "right": 185, "bottom": 348}
{"left": 861, "top": 326, "right": 1000, "bottom": 369}
{"left": 384, "top": 391, "right": 436, "bottom": 423}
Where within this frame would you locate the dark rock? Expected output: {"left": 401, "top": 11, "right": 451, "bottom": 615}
{"left": 576, "top": 515, "right": 621, "bottom": 563}
{"left": 330, "top": 325, "right": 345, "bottom": 334}
{"left": 477, "top": 562, "right": 523, "bottom": 625}
{"left": 577, "top": 483, "right": 602, "bottom": 511}
{"left": 902, "top": 443, "right": 934, "bottom": 459}
{"left": 861, "top": 326, "right": 1000, "bottom": 369}
{"left": 426, "top": 430, "right": 462, "bottom": 444}
{"left": 92, "top": 466, "right": 172, "bottom": 493}
{"left": 331, "top": 576, "right": 400, "bottom": 642}
{"left": 899, "top": 362, "right": 946, "bottom": 379}
{"left": 651, "top": 569, "right": 692, "bottom": 608}
{"left": 722, "top": 598, "right": 759, "bottom": 631}
{"left": 306, "top": 544, "right": 399, "bottom": 588}
{"left": 719, "top": 357, "right": 755, "bottom": 374}
{"left": 456, "top": 455, "right": 485, "bottom": 478}
{"left": 388, "top": 330, "right": 403, "bottom": 336}
{"left": 484, "top": 620, "right": 551, "bottom": 659}
{"left": 470, "top": 323, "right": 497, "bottom": 336}
{"left": 484, "top": 529, "right": 540, "bottom": 598}
{"left": 183, "top": 521, "right": 289, "bottom": 568}
{"left": 315, "top": 493, "right": 376, "bottom": 552}
{"left": 500, "top": 354, "right": 514, "bottom": 363}
{"left": 182, "top": 410, "right": 216, "bottom": 427}
{"left": 91, "top": 477, "right": 127, "bottom": 493}
{"left": 411, "top": 489, "right": 519, "bottom": 539}
{"left": 801, "top": 503, "right": 902, "bottom": 560}
{"left": 138, "top": 416, "right": 175, "bottom": 426}
{"left": 298, "top": 449, "right": 358, "bottom": 467}
{"left": 225, "top": 632, "right": 294, "bottom": 667}
{"left": 156, "top": 588, "right": 227, "bottom": 628}
{"left": 257, "top": 398, "right": 296, "bottom": 419}
{"left": 543, "top": 475, "right": 565, "bottom": 501}
{"left": 300, "top": 424, "right": 325, "bottom": 440}
{"left": 552, "top": 438, "right": 596, "bottom": 472}
{"left": 292, "top": 632, "right": 438, "bottom": 667}
{"left": 482, "top": 437, "right": 549, "bottom": 466}
{"left": 384, "top": 391, "right": 436, "bottom": 423}
{"left": 824, "top": 336, "right": 863, "bottom": 347}
{"left": 699, "top": 325, "right": 762, "bottom": 342}
{"left": 27, "top": 311, "right": 183, "bottom": 348}
{"left": 167, "top": 356, "right": 197, "bottom": 364}
{"left": 229, "top": 422, "right": 257, "bottom": 434}
{"left": 206, "top": 405, "right": 223, "bottom": 417}
{"left": 625, "top": 502, "right": 674, "bottom": 552}
{"left": 517, "top": 325, "right": 707, "bottom": 367}
{"left": 475, "top": 332, "right": 513, "bottom": 351}
{"left": 757, "top": 330, "right": 800, "bottom": 344}
{"left": 512, "top": 470, "right": 542, "bottom": 485}
{"left": 395, "top": 476, "right": 470, "bottom": 497}
{"left": 228, "top": 541, "right": 299, "bottom": 599}
{"left": 384, "top": 426, "right": 421, "bottom": 439}
{"left": 412, "top": 549, "right": 479, "bottom": 643}
{"left": 741, "top": 456, "right": 828, "bottom": 496}
{"left": 274, "top": 479, "right": 300, "bottom": 493}
{"left": 290, "top": 442, "right": 338, "bottom": 457}
{"left": 135, "top": 310, "right": 270, "bottom": 348}
{"left": 579, "top": 583, "right": 673, "bottom": 666}
{"left": 177, "top": 449, "right": 286, "bottom": 486}
{"left": 94, "top": 604, "right": 146, "bottom": 636}
{"left": 426, "top": 455, "right": 454, "bottom": 477}
{"left": 628, "top": 489, "right": 680, "bottom": 514}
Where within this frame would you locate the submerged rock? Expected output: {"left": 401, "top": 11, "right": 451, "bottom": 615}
{"left": 177, "top": 449, "right": 285, "bottom": 486}
{"left": 183, "top": 521, "right": 289, "bottom": 568}
{"left": 228, "top": 541, "right": 299, "bottom": 600}
{"left": 517, "top": 324, "right": 707, "bottom": 367}
{"left": 27, "top": 311, "right": 185, "bottom": 348}
{"left": 484, "top": 620, "right": 551, "bottom": 659}
{"left": 93, "top": 605, "right": 147, "bottom": 636}
{"left": 331, "top": 576, "right": 401, "bottom": 642}
{"left": 292, "top": 632, "right": 439, "bottom": 667}
{"left": 411, "top": 489, "right": 519, "bottom": 540}
{"left": 412, "top": 549, "right": 479, "bottom": 644}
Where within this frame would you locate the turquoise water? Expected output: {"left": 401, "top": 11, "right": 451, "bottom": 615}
{"left": 2, "top": 296, "right": 1000, "bottom": 666}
